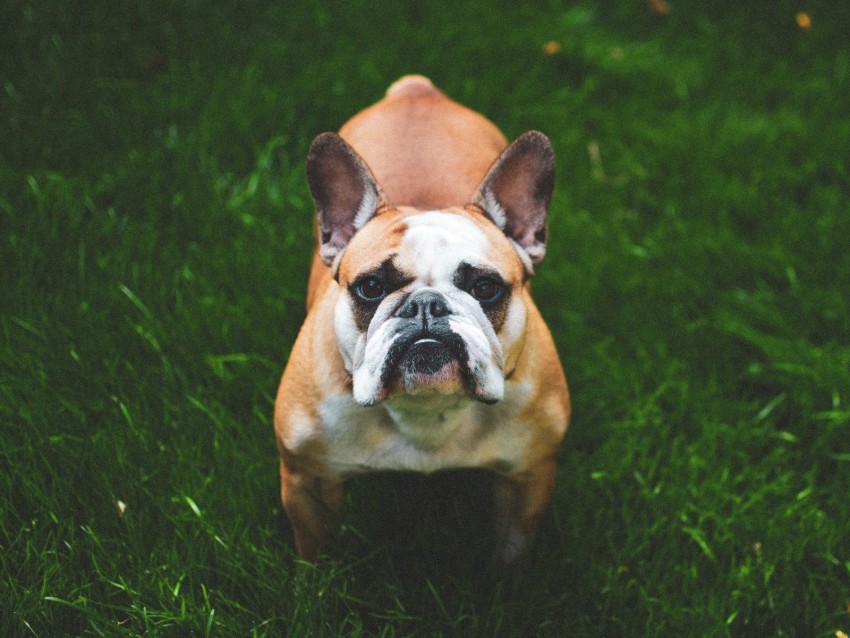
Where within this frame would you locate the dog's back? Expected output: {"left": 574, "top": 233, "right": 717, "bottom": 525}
{"left": 338, "top": 75, "right": 508, "bottom": 210}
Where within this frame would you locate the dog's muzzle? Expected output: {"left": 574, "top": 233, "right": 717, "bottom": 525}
{"left": 380, "top": 290, "right": 472, "bottom": 393}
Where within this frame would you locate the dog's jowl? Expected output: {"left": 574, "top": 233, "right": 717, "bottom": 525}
{"left": 274, "top": 75, "right": 570, "bottom": 565}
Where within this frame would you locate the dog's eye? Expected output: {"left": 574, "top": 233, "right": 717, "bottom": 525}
{"left": 470, "top": 277, "right": 503, "bottom": 303}
{"left": 355, "top": 277, "right": 385, "bottom": 301}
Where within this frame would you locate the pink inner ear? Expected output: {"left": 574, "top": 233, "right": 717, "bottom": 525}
{"left": 306, "top": 133, "right": 385, "bottom": 265}
{"left": 493, "top": 164, "right": 542, "bottom": 222}
{"left": 323, "top": 227, "right": 352, "bottom": 255}
{"left": 472, "top": 131, "right": 555, "bottom": 265}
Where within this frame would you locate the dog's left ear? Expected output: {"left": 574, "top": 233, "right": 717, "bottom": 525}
{"left": 307, "top": 132, "right": 387, "bottom": 266}
{"left": 471, "top": 131, "right": 555, "bottom": 267}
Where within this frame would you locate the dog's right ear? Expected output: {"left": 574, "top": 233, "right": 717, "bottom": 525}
{"left": 306, "top": 132, "right": 386, "bottom": 266}
{"left": 471, "top": 131, "right": 555, "bottom": 270}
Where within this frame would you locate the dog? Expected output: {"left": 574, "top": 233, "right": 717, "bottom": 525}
{"left": 274, "top": 75, "right": 570, "bottom": 565}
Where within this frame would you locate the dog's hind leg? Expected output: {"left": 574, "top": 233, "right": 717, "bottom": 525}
{"left": 491, "top": 458, "right": 557, "bottom": 567}
{"left": 279, "top": 458, "right": 345, "bottom": 561}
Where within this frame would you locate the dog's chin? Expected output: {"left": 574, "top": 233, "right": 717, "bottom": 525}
{"left": 393, "top": 339, "right": 465, "bottom": 396}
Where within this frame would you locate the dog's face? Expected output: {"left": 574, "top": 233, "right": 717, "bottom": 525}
{"left": 306, "top": 130, "right": 555, "bottom": 407}
{"left": 333, "top": 207, "right": 530, "bottom": 406}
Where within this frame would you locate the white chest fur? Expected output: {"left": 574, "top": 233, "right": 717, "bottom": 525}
{"left": 316, "top": 380, "right": 533, "bottom": 478}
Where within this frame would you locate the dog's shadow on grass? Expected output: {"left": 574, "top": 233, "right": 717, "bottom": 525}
{"left": 343, "top": 470, "right": 497, "bottom": 573}
{"left": 320, "top": 469, "right": 574, "bottom": 625}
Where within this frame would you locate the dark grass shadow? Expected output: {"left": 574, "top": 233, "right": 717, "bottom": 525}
{"left": 318, "top": 469, "right": 583, "bottom": 632}
{"left": 343, "top": 470, "right": 498, "bottom": 576}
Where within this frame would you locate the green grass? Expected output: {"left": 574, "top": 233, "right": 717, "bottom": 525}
{"left": 2, "top": 0, "right": 849, "bottom": 635}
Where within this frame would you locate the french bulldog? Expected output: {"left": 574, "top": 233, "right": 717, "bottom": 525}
{"left": 274, "top": 75, "right": 570, "bottom": 565}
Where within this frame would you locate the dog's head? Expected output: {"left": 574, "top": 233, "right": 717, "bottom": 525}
{"left": 306, "top": 131, "right": 555, "bottom": 406}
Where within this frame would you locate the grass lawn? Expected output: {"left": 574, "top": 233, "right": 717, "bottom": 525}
{"left": 2, "top": 0, "right": 849, "bottom": 635}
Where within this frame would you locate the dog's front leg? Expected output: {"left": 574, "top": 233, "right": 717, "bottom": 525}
{"left": 279, "top": 459, "right": 344, "bottom": 561}
{"left": 492, "top": 458, "right": 558, "bottom": 566}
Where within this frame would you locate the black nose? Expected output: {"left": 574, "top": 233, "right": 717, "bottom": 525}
{"left": 396, "top": 290, "right": 451, "bottom": 322}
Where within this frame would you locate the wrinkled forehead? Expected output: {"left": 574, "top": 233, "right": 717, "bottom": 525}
{"left": 395, "top": 211, "right": 490, "bottom": 280}
{"left": 338, "top": 208, "right": 523, "bottom": 284}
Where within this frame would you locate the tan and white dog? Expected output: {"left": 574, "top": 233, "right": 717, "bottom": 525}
{"left": 274, "top": 75, "right": 570, "bottom": 565}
